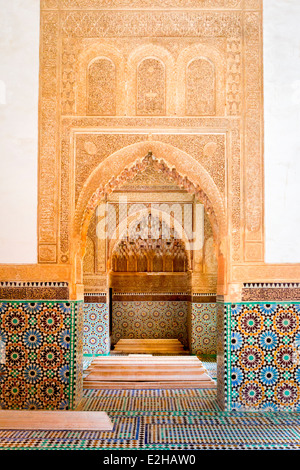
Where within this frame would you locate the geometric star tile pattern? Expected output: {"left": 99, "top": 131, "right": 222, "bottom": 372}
{"left": 223, "top": 302, "right": 300, "bottom": 411}
{"left": 191, "top": 303, "right": 217, "bottom": 355}
{"left": 112, "top": 301, "right": 188, "bottom": 348}
{"left": 83, "top": 303, "right": 109, "bottom": 356}
{"left": 0, "top": 301, "right": 82, "bottom": 410}
{"left": 84, "top": 302, "right": 217, "bottom": 355}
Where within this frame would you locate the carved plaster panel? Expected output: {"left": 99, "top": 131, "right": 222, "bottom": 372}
{"left": 137, "top": 58, "right": 166, "bottom": 116}
{"left": 87, "top": 58, "right": 116, "bottom": 115}
{"left": 37, "top": 1, "right": 267, "bottom": 297}
{"left": 38, "top": 11, "right": 60, "bottom": 260}
{"left": 74, "top": 132, "right": 226, "bottom": 203}
{"left": 244, "top": 12, "right": 263, "bottom": 243}
{"left": 186, "top": 58, "right": 216, "bottom": 115}
{"left": 176, "top": 43, "right": 226, "bottom": 116}
{"left": 75, "top": 42, "right": 125, "bottom": 116}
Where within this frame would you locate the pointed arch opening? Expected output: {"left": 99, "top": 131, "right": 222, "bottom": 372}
{"left": 78, "top": 141, "right": 225, "bottom": 359}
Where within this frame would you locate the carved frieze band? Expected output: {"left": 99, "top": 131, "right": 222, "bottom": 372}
{"left": 41, "top": 0, "right": 263, "bottom": 11}
{"left": 42, "top": 0, "right": 245, "bottom": 11}
{"left": 60, "top": 11, "right": 242, "bottom": 38}
{"left": 242, "top": 285, "right": 300, "bottom": 302}
{"left": 0, "top": 281, "right": 70, "bottom": 300}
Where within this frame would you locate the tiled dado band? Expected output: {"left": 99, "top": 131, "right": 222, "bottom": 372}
{"left": 218, "top": 301, "right": 300, "bottom": 412}
{"left": 0, "top": 300, "right": 83, "bottom": 410}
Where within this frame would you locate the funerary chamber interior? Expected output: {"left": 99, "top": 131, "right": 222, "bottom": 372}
{"left": 1, "top": 2, "right": 300, "bottom": 445}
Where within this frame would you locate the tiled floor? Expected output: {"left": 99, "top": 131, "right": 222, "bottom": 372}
{"left": 0, "top": 359, "right": 298, "bottom": 450}
{"left": 1, "top": 388, "right": 300, "bottom": 450}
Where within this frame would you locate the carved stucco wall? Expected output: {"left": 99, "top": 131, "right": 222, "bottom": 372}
{"left": 4, "top": 0, "right": 300, "bottom": 300}
{"left": 2, "top": 1, "right": 300, "bottom": 273}
{"left": 37, "top": 0, "right": 263, "bottom": 299}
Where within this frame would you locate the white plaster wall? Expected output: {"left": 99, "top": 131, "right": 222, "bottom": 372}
{"left": 0, "top": 1, "right": 299, "bottom": 264}
{"left": 0, "top": 0, "right": 39, "bottom": 263}
{"left": 264, "top": 0, "right": 300, "bottom": 263}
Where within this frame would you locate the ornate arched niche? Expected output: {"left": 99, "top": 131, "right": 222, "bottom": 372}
{"left": 76, "top": 43, "right": 125, "bottom": 115}
{"left": 82, "top": 198, "right": 216, "bottom": 295}
{"left": 75, "top": 143, "right": 226, "bottom": 295}
{"left": 87, "top": 57, "right": 116, "bottom": 116}
{"left": 136, "top": 58, "right": 166, "bottom": 116}
{"left": 126, "top": 45, "right": 176, "bottom": 116}
{"left": 108, "top": 207, "right": 193, "bottom": 265}
{"left": 75, "top": 143, "right": 226, "bottom": 252}
{"left": 176, "top": 44, "right": 226, "bottom": 116}
{"left": 106, "top": 209, "right": 192, "bottom": 293}
{"left": 186, "top": 58, "right": 216, "bottom": 116}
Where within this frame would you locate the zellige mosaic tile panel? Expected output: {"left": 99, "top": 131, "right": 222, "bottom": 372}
{"left": 225, "top": 302, "right": 300, "bottom": 411}
{"left": 0, "top": 301, "right": 82, "bottom": 410}
{"left": 83, "top": 303, "right": 109, "bottom": 356}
